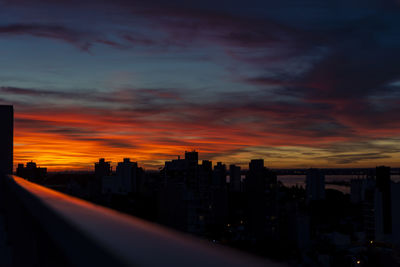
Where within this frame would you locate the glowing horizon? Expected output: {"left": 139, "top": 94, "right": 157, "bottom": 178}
{"left": 13, "top": 107, "right": 400, "bottom": 171}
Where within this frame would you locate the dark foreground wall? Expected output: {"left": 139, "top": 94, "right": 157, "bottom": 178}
{"left": 0, "top": 105, "right": 13, "bottom": 175}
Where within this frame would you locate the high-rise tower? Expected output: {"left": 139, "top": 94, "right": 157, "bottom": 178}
{"left": 0, "top": 105, "right": 13, "bottom": 175}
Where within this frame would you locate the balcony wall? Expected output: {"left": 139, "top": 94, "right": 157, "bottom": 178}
{"left": 0, "top": 175, "right": 280, "bottom": 267}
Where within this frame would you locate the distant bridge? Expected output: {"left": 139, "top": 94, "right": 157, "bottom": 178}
{"left": 272, "top": 168, "right": 400, "bottom": 176}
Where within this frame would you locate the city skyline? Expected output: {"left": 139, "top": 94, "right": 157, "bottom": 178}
{"left": 1, "top": 0, "right": 400, "bottom": 170}
{"left": 14, "top": 151, "right": 400, "bottom": 175}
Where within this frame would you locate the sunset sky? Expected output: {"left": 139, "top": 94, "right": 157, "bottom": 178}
{"left": 1, "top": 0, "right": 400, "bottom": 170}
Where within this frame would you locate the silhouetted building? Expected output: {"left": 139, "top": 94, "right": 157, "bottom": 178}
{"left": 163, "top": 151, "right": 201, "bottom": 188}
{"left": 245, "top": 159, "right": 277, "bottom": 192}
{"left": 249, "top": 159, "right": 264, "bottom": 172}
{"left": 161, "top": 152, "right": 204, "bottom": 233}
{"left": 16, "top": 161, "right": 47, "bottom": 183}
{"left": 94, "top": 158, "right": 112, "bottom": 195}
{"left": 244, "top": 159, "right": 278, "bottom": 238}
{"left": 376, "top": 166, "right": 392, "bottom": 235}
{"left": 350, "top": 177, "right": 377, "bottom": 240}
{"left": 95, "top": 158, "right": 111, "bottom": 180}
{"left": 281, "top": 205, "right": 310, "bottom": 250}
{"left": 208, "top": 162, "right": 228, "bottom": 228}
{"left": 199, "top": 160, "right": 212, "bottom": 187}
{"left": 213, "top": 162, "right": 227, "bottom": 187}
{"left": 357, "top": 167, "right": 398, "bottom": 242}
{"left": 201, "top": 160, "right": 212, "bottom": 172}
{"left": 306, "top": 169, "right": 325, "bottom": 203}
{"left": 158, "top": 182, "right": 205, "bottom": 234}
{"left": 185, "top": 150, "right": 198, "bottom": 164}
{"left": 371, "top": 178, "right": 400, "bottom": 244}
{"left": 363, "top": 188, "right": 376, "bottom": 240}
{"left": 0, "top": 105, "right": 13, "bottom": 175}
{"left": 229, "top": 164, "right": 241, "bottom": 192}
{"left": 350, "top": 178, "right": 375, "bottom": 204}
{"left": 160, "top": 151, "right": 230, "bottom": 235}
{"left": 102, "top": 158, "right": 143, "bottom": 195}
{"left": 391, "top": 182, "right": 400, "bottom": 244}
{"left": 116, "top": 158, "right": 139, "bottom": 193}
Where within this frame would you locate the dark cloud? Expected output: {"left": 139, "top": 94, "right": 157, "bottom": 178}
{"left": 0, "top": 1, "right": 320, "bottom": 52}
{"left": 239, "top": 13, "right": 400, "bottom": 134}
{"left": 1, "top": 86, "right": 82, "bottom": 97}
{"left": 0, "top": 86, "right": 183, "bottom": 109}
{"left": 0, "top": 23, "right": 125, "bottom": 51}
{"left": 78, "top": 138, "right": 138, "bottom": 149}
{"left": 0, "top": 24, "right": 92, "bottom": 50}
